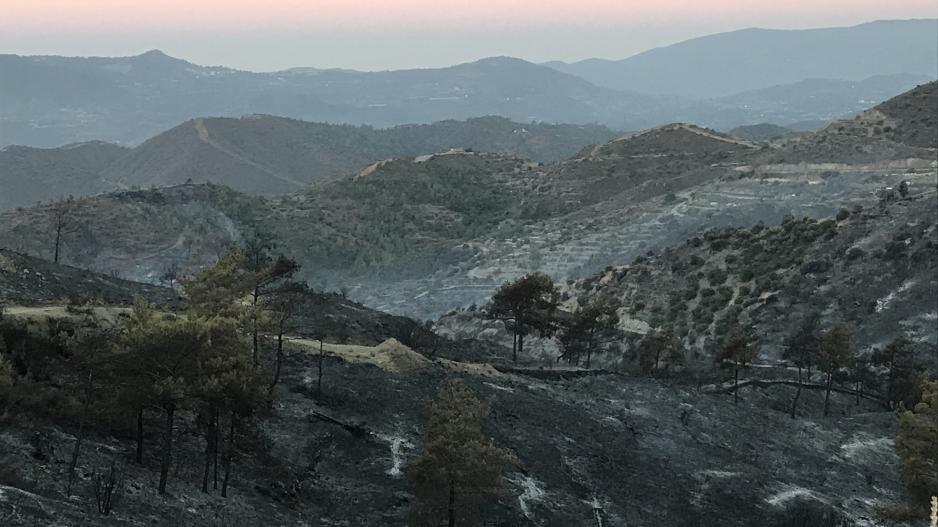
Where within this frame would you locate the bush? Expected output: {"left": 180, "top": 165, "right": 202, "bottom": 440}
{"left": 835, "top": 208, "right": 850, "bottom": 221}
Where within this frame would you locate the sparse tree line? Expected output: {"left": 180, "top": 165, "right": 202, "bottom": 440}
{"left": 486, "top": 273, "right": 929, "bottom": 414}
{"left": 0, "top": 236, "right": 334, "bottom": 509}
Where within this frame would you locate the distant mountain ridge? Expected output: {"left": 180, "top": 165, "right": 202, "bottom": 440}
{"left": 3, "top": 19, "right": 936, "bottom": 147}
{"left": 545, "top": 19, "right": 938, "bottom": 98}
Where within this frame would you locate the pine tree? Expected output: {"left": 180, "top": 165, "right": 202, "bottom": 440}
{"left": 782, "top": 315, "right": 819, "bottom": 418}
{"left": 817, "top": 324, "right": 853, "bottom": 417}
{"left": 559, "top": 294, "right": 621, "bottom": 369}
{"left": 405, "top": 380, "right": 518, "bottom": 526}
{"left": 637, "top": 329, "right": 684, "bottom": 375}
{"left": 714, "top": 325, "right": 756, "bottom": 405}
{"left": 487, "top": 272, "right": 559, "bottom": 363}
{"left": 895, "top": 380, "right": 938, "bottom": 512}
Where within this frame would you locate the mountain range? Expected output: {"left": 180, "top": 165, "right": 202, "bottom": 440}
{"left": 1, "top": 19, "right": 935, "bottom": 148}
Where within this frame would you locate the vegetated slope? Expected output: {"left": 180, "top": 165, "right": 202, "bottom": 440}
{"left": 0, "top": 115, "right": 617, "bottom": 207}
{"left": 545, "top": 19, "right": 938, "bottom": 98}
{"left": 873, "top": 80, "right": 938, "bottom": 148}
{"left": 729, "top": 124, "right": 793, "bottom": 142}
{"left": 566, "top": 194, "right": 938, "bottom": 361}
{"left": 760, "top": 81, "right": 938, "bottom": 164}
{"left": 0, "top": 142, "right": 129, "bottom": 209}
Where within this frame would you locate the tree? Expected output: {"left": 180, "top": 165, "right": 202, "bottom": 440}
{"left": 263, "top": 281, "right": 308, "bottom": 392}
{"left": 0, "top": 353, "right": 13, "bottom": 413}
{"left": 558, "top": 295, "right": 621, "bottom": 368}
{"left": 817, "top": 324, "right": 853, "bottom": 417}
{"left": 240, "top": 237, "right": 299, "bottom": 367}
{"left": 872, "top": 337, "right": 924, "bottom": 408}
{"left": 894, "top": 380, "right": 937, "bottom": 512}
{"left": 123, "top": 301, "right": 211, "bottom": 495}
{"left": 782, "top": 315, "right": 820, "bottom": 418}
{"left": 487, "top": 272, "right": 559, "bottom": 363}
{"left": 714, "top": 325, "right": 756, "bottom": 405}
{"left": 49, "top": 198, "right": 79, "bottom": 264}
{"left": 405, "top": 380, "right": 518, "bottom": 526}
{"left": 847, "top": 354, "right": 877, "bottom": 406}
{"left": 637, "top": 329, "right": 684, "bottom": 375}
{"left": 159, "top": 262, "right": 181, "bottom": 293}
{"left": 62, "top": 322, "right": 119, "bottom": 497}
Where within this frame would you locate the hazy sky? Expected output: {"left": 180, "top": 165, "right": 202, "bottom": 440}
{"left": 2, "top": 0, "right": 936, "bottom": 70}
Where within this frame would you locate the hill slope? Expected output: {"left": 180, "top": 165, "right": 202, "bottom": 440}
{"left": 0, "top": 142, "right": 129, "bottom": 209}
{"left": 1, "top": 84, "right": 935, "bottom": 319}
{"left": 545, "top": 19, "right": 938, "bottom": 98}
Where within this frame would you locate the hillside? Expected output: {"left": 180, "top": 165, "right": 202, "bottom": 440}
{"left": 0, "top": 142, "right": 129, "bottom": 209}
{"left": 545, "top": 19, "right": 938, "bottom": 98}
{"left": 0, "top": 116, "right": 617, "bottom": 207}
{"left": 0, "top": 249, "right": 178, "bottom": 307}
{"left": 565, "top": 195, "right": 938, "bottom": 361}
{"left": 763, "top": 81, "right": 938, "bottom": 163}
{"left": 0, "top": 253, "right": 917, "bottom": 526}
{"left": 0, "top": 84, "right": 935, "bottom": 319}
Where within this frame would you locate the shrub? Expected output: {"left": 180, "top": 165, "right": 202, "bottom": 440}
{"left": 836, "top": 208, "right": 850, "bottom": 221}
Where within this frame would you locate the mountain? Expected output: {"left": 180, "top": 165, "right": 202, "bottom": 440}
{"left": 0, "top": 84, "right": 934, "bottom": 319}
{"left": 0, "top": 52, "right": 671, "bottom": 148}
{"left": 545, "top": 19, "right": 938, "bottom": 99}
{"left": 0, "top": 115, "right": 617, "bottom": 207}
{"left": 0, "top": 141, "right": 129, "bottom": 209}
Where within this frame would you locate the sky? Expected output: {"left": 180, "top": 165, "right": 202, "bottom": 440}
{"left": 1, "top": 0, "right": 936, "bottom": 71}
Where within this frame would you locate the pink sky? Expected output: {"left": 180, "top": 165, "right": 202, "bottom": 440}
{"left": 2, "top": 1, "right": 935, "bottom": 70}
{"left": 5, "top": 0, "right": 937, "bottom": 31}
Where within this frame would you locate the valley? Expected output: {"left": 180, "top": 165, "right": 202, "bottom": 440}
{"left": 0, "top": 21, "right": 936, "bottom": 527}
